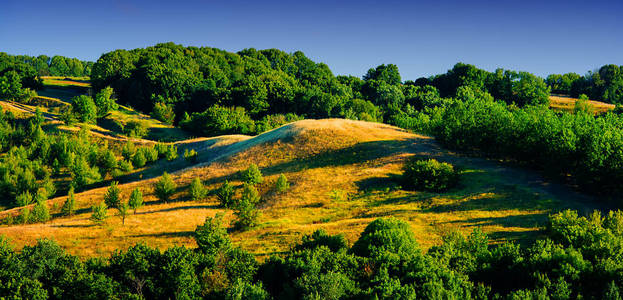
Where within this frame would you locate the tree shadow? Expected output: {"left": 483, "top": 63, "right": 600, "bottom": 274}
{"left": 134, "top": 204, "right": 219, "bottom": 215}
{"left": 127, "top": 231, "right": 194, "bottom": 238}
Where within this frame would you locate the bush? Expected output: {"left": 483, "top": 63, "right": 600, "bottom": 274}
{"left": 104, "top": 181, "right": 121, "bottom": 208}
{"left": 189, "top": 177, "right": 207, "bottom": 201}
{"left": 16, "top": 191, "right": 33, "bottom": 207}
{"left": 61, "top": 187, "right": 76, "bottom": 216}
{"left": 194, "top": 213, "right": 231, "bottom": 255}
{"left": 30, "top": 193, "right": 50, "bottom": 223}
{"left": 142, "top": 147, "right": 159, "bottom": 162}
{"left": 90, "top": 201, "right": 108, "bottom": 225}
{"left": 121, "top": 141, "right": 136, "bottom": 160}
{"left": 180, "top": 105, "right": 256, "bottom": 136}
{"left": 274, "top": 173, "right": 289, "bottom": 193}
{"left": 165, "top": 145, "right": 178, "bottom": 161}
{"left": 234, "top": 184, "right": 261, "bottom": 230}
{"left": 154, "top": 172, "right": 176, "bottom": 202}
{"left": 131, "top": 151, "right": 146, "bottom": 168}
{"left": 217, "top": 181, "right": 235, "bottom": 208}
{"left": 184, "top": 149, "right": 198, "bottom": 163}
{"left": 151, "top": 101, "right": 175, "bottom": 124}
{"left": 241, "top": 163, "right": 263, "bottom": 185}
{"left": 128, "top": 188, "right": 143, "bottom": 213}
{"left": 402, "top": 158, "right": 459, "bottom": 192}
{"left": 124, "top": 120, "right": 149, "bottom": 138}
{"left": 94, "top": 86, "right": 118, "bottom": 118}
{"left": 71, "top": 95, "right": 97, "bottom": 123}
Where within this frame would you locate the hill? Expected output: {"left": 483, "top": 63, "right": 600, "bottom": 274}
{"left": 549, "top": 94, "right": 615, "bottom": 114}
{"left": 0, "top": 119, "right": 599, "bottom": 258}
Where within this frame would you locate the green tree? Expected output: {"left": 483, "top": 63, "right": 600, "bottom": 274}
{"left": 194, "top": 213, "right": 231, "bottom": 255}
{"left": 30, "top": 193, "right": 50, "bottom": 223}
{"left": 60, "top": 187, "right": 76, "bottom": 216}
{"left": 217, "top": 180, "right": 235, "bottom": 208}
{"left": 90, "top": 201, "right": 108, "bottom": 225}
{"left": 128, "top": 188, "right": 143, "bottom": 214}
{"left": 241, "top": 163, "right": 263, "bottom": 185}
{"left": 16, "top": 191, "right": 33, "bottom": 207}
{"left": 118, "top": 201, "right": 129, "bottom": 225}
{"left": 132, "top": 151, "right": 146, "bottom": 168}
{"left": 71, "top": 95, "right": 97, "bottom": 123}
{"left": 154, "top": 172, "right": 176, "bottom": 202}
{"left": 104, "top": 181, "right": 121, "bottom": 208}
{"left": 151, "top": 101, "right": 175, "bottom": 124}
{"left": 233, "top": 196, "right": 259, "bottom": 231}
{"left": 189, "top": 177, "right": 206, "bottom": 201}
{"left": 274, "top": 173, "right": 289, "bottom": 193}
{"left": 94, "top": 86, "right": 118, "bottom": 118}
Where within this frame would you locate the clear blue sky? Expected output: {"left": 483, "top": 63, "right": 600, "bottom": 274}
{"left": 1, "top": 0, "right": 621, "bottom": 80}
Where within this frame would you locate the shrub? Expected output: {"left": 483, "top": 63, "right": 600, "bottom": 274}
{"left": 31, "top": 193, "right": 50, "bottom": 223}
{"left": 121, "top": 141, "right": 136, "bottom": 160}
{"left": 118, "top": 201, "right": 129, "bottom": 225}
{"left": 104, "top": 181, "right": 121, "bottom": 208}
{"left": 142, "top": 147, "right": 159, "bottom": 162}
{"left": 241, "top": 163, "right": 263, "bottom": 185}
{"left": 90, "top": 201, "right": 108, "bottom": 225}
{"left": 128, "top": 188, "right": 143, "bottom": 214}
{"left": 71, "top": 95, "right": 97, "bottom": 123}
{"left": 184, "top": 149, "right": 198, "bottom": 163}
{"left": 94, "top": 86, "right": 118, "bottom": 118}
{"left": 179, "top": 105, "right": 256, "bottom": 136}
{"left": 239, "top": 183, "right": 261, "bottom": 207}
{"left": 274, "top": 174, "right": 289, "bottom": 193}
{"left": 117, "top": 159, "right": 133, "bottom": 172}
{"left": 124, "top": 120, "right": 149, "bottom": 138}
{"left": 165, "top": 145, "right": 178, "bottom": 161}
{"left": 194, "top": 213, "right": 231, "bottom": 255}
{"left": 402, "top": 158, "right": 459, "bottom": 192}
{"left": 131, "top": 151, "right": 146, "bottom": 168}
{"left": 234, "top": 196, "right": 259, "bottom": 231}
{"left": 189, "top": 177, "right": 207, "bottom": 201}
{"left": 217, "top": 181, "right": 235, "bottom": 208}
{"left": 60, "top": 187, "right": 76, "bottom": 216}
{"left": 16, "top": 191, "right": 33, "bottom": 207}
{"left": 151, "top": 101, "right": 175, "bottom": 124}
{"left": 154, "top": 172, "right": 176, "bottom": 202}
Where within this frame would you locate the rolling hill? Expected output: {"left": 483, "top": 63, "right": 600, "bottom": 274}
{"left": 0, "top": 118, "right": 599, "bottom": 258}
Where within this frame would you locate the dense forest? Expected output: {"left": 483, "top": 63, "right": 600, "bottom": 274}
{"left": 546, "top": 65, "right": 623, "bottom": 103}
{"left": 3, "top": 210, "right": 623, "bottom": 299}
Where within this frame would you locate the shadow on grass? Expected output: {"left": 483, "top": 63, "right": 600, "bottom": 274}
{"left": 134, "top": 204, "right": 219, "bottom": 215}
{"left": 128, "top": 231, "right": 194, "bottom": 238}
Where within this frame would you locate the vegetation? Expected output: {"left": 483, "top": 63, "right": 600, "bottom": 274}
{"left": 128, "top": 188, "right": 143, "bottom": 214}
{"left": 103, "top": 181, "right": 121, "bottom": 208}
{"left": 241, "top": 163, "right": 263, "bottom": 185}
{"left": 89, "top": 201, "right": 108, "bottom": 225}
{"left": 217, "top": 180, "right": 235, "bottom": 208}
{"left": 189, "top": 177, "right": 207, "bottom": 201}
{"left": 60, "top": 187, "right": 76, "bottom": 216}
{"left": 274, "top": 173, "right": 289, "bottom": 193}
{"left": 547, "top": 64, "right": 623, "bottom": 104}
{"left": 402, "top": 158, "right": 459, "bottom": 192}
{"left": 233, "top": 184, "right": 261, "bottom": 230}
{"left": 154, "top": 172, "right": 176, "bottom": 202}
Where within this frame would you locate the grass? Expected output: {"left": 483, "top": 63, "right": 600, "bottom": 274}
{"left": 549, "top": 94, "right": 615, "bottom": 114}
{"left": 0, "top": 119, "right": 600, "bottom": 258}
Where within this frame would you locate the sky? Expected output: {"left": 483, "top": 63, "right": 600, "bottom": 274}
{"left": 1, "top": 0, "right": 622, "bottom": 80}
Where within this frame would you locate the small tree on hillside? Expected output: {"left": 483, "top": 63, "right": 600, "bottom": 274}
{"left": 31, "top": 193, "right": 50, "bottom": 223}
{"left": 104, "top": 181, "right": 121, "bottom": 208}
{"left": 234, "top": 197, "right": 260, "bottom": 231}
{"left": 241, "top": 163, "right": 263, "bottom": 185}
{"left": 194, "top": 213, "right": 232, "bottom": 255}
{"left": 94, "top": 86, "right": 118, "bottom": 118}
{"left": 274, "top": 174, "right": 289, "bottom": 193}
{"left": 239, "top": 184, "right": 260, "bottom": 207}
{"left": 154, "top": 172, "right": 176, "bottom": 202}
{"left": 216, "top": 181, "right": 235, "bottom": 208}
{"left": 189, "top": 177, "right": 207, "bottom": 201}
{"left": 61, "top": 187, "right": 76, "bottom": 216}
{"left": 90, "top": 201, "right": 108, "bottom": 225}
{"left": 16, "top": 191, "right": 33, "bottom": 207}
{"left": 71, "top": 95, "right": 97, "bottom": 123}
{"left": 128, "top": 188, "right": 143, "bottom": 214}
{"left": 118, "top": 201, "right": 129, "bottom": 225}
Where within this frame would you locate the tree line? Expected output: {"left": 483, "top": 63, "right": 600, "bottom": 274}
{"left": 2, "top": 209, "right": 623, "bottom": 299}
{"left": 546, "top": 64, "right": 623, "bottom": 103}
{"left": 0, "top": 52, "right": 93, "bottom": 77}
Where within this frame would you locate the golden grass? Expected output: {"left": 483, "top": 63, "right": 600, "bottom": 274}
{"left": 0, "top": 119, "right": 599, "bottom": 258}
{"left": 549, "top": 95, "right": 615, "bottom": 114}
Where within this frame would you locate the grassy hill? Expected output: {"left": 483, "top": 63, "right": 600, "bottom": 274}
{"left": 0, "top": 118, "right": 599, "bottom": 258}
{"left": 549, "top": 94, "right": 615, "bottom": 114}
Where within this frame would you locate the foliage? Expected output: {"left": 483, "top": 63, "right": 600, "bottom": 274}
{"left": 183, "top": 148, "right": 198, "bottom": 162}
{"left": 71, "top": 95, "right": 97, "bottom": 123}
{"left": 118, "top": 201, "right": 129, "bottom": 225}
{"left": 103, "top": 181, "right": 121, "bottom": 208}
{"left": 274, "top": 173, "right": 289, "bottom": 193}
{"left": 194, "top": 213, "right": 231, "bottom": 255}
{"left": 128, "top": 188, "right": 143, "bottom": 213}
{"left": 151, "top": 101, "right": 175, "bottom": 124}
{"left": 241, "top": 163, "right": 263, "bottom": 185}
{"left": 217, "top": 180, "right": 235, "bottom": 208}
{"left": 90, "top": 201, "right": 108, "bottom": 224}
{"left": 60, "top": 186, "right": 76, "bottom": 216}
{"left": 123, "top": 120, "right": 149, "bottom": 138}
{"left": 94, "top": 86, "right": 118, "bottom": 118}
{"left": 402, "top": 158, "right": 459, "bottom": 192}
{"left": 154, "top": 172, "right": 176, "bottom": 202}
{"left": 30, "top": 193, "right": 50, "bottom": 223}
{"left": 233, "top": 184, "right": 261, "bottom": 230}
{"left": 189, "top": 177, "right": 207, "bottom": 201}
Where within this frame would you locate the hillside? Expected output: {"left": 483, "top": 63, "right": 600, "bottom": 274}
{"left": 0, "top": 118, "right": 599, "bottom": 258}
{"left": 549, "top": 94, "right": 615, "bottom": 114}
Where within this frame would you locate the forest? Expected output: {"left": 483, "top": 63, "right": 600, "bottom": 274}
{"left": 2, "top": 43, "right": 623, "bottom": 299}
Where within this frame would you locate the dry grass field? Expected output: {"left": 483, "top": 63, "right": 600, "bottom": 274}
{"left": 549, "top": 94, "right": 615, "bottom": 114}
{"left": 0, "top": 119, "right": 599, "bottom": 258}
